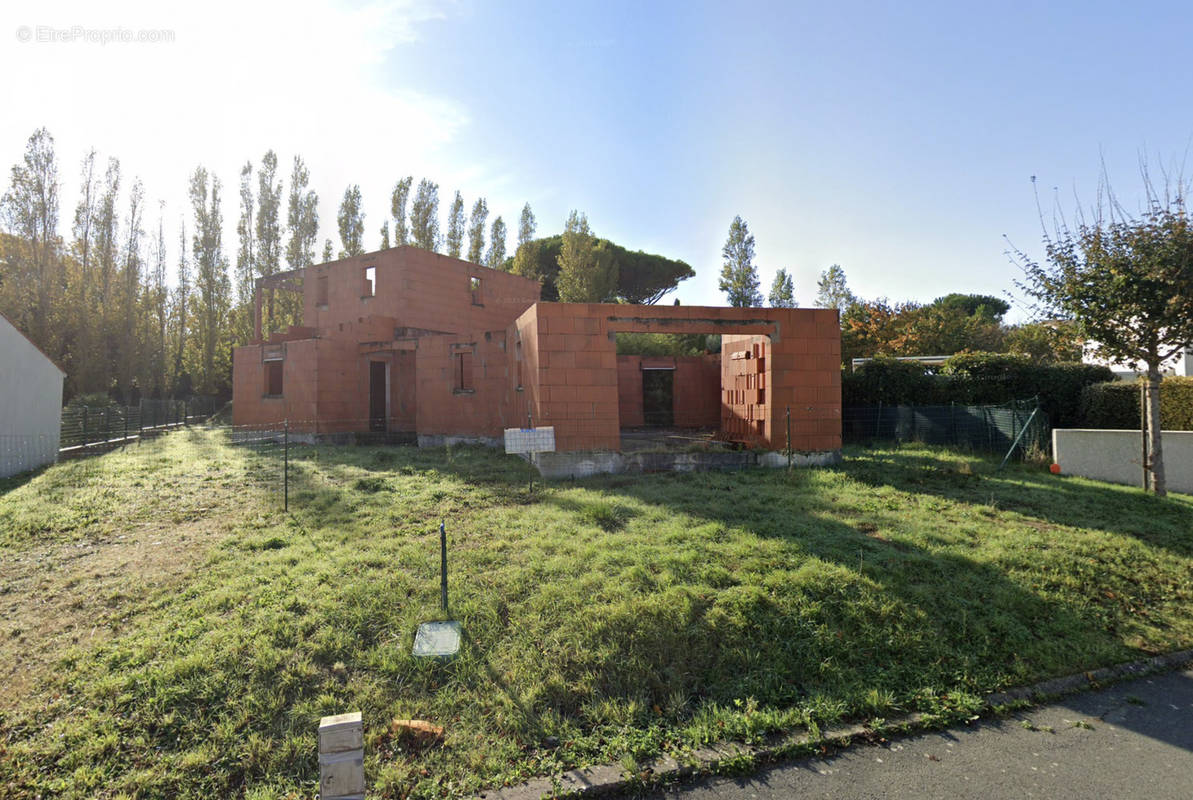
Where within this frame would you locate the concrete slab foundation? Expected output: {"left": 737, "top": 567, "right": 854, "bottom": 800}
{"left": 529, "top": 448, "right": 841, "bottom": 479}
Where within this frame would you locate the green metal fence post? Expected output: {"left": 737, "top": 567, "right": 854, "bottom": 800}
{"left": 284, "top": 420, "right": 289, "bottom": 512}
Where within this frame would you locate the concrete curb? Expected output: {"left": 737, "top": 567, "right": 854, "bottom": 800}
{"left": 477, "top": 648, "right": 1193, "bottom": 800}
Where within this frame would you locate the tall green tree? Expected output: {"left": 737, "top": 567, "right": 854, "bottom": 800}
{"left": 118, "top": 178, "right": 145, "bottom": 396}
{"left": 445, "top": 190, "right": 465, "bottom": 257}
{"left": 172, "top": 221, "right": 190, "bottom": 392}
{"left": 149, "top": 202, "right": 169, "bottom": 394}
{"left": 814, "top": 264, "right": 855, "bottom": 314}
{"left": 188, "top": 167, "right": 231, "bottom": 394}
{"left": 255, "top": 150, "right": 282, "bottom": 278}
{"left": 285, "top": 155, "right": 318, "bottom": 269}
{"left": 769, "top": 268, "right": 796, "bottom": 308}
{"left": 379, "top": 219, "right": 390, "bottom": 249}
{"left": 1016, "top": 183, "right": 1193, "bottom": 497}
{"left": 235, "top": 161, "right": 255, "bottom": 308}
{"left": 0, "top": 127, "right": 60, "bottom": 358}
{"left": 556, "top": 211, "right": 617, "bottom": 302}
{"left": 337, "top": 184, "right": 365, "bottom": 257}
{"left": 390, "top": 176, "right": 412, "bottom": 246}
{"left": 518, "top": 202, "right": 536, "bottom": 249}
{"left": 486, "top": 216, "right": 506, "bottom": 269}
{"left": 409, "top": 179, "right": 440, "bottom": 251}
{"left": 322, "top": 239, "right": 334, "bottom": 262}
{"left": 718, "top": 215, "right": 761, "bottom": 307}
{"left": 467, "top": 197, "right": 487, "bottom": 263}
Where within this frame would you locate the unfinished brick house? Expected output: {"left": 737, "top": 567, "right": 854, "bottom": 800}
{"left": 232, "top": 247, "right": 841, "bottom": 460}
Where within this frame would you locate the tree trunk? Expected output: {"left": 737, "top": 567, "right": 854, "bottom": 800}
{"left": 1145, "top": 366, "right": 1166, "bottom": 497}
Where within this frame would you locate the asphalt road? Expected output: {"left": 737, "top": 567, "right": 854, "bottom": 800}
{"left": 635, "top": 668, "right": 1193, "bottom": 800}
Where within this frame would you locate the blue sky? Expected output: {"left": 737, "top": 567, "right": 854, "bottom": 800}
{"left": 4, "top": 0, "right": 1193, "bottom": 319}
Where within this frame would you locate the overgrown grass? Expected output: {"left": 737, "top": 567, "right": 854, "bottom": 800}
{"left": 2, "top": 430, "right": 1192, "bottom": 798}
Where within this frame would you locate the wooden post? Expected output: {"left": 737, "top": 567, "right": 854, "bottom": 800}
{"left": 319, "top": 712, "right": 364, "bottom": 799}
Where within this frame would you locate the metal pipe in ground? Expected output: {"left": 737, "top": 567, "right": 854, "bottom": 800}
{"left": 440, "top": 521, "right": 448, "bottom": 614}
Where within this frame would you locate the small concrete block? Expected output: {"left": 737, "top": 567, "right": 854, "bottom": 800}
{"left": 319, "top": 711, "right": 364, "bottom": 754}
{"left": 320, "top": 748, "right": 365, "bottom": 797}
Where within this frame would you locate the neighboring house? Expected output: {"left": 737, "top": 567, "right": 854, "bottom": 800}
{"left": 1082, "top": 343, "right": 1193, "bottom": 380}
{"left": 232, "top": 246, "right": 842, "bottom": 454}
{"left": 0, "top": 312, "right": 65, "bottom": 478}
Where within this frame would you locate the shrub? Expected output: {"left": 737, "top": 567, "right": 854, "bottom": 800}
{"left": 1079, "top": 377, "right": 1193, "bottom": 430}
{"left": 842, "top": 357, "right": 944, "bottom": 405}
{"left": 843, "top": 352, "right": 1114, "bottom": 428}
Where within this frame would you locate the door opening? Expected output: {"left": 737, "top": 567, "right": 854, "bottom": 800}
{"left": 369, "top": 361, "right": 387, "bottom": 432}
{"left": 642, "top": 368, "right": 674, "bottom": 427}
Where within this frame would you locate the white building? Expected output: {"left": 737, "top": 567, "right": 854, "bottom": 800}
{"left": 0, "top": 312, "right": 65, "bottom": 478}
{"left": 1083, "top": 343, "right": 1193, "bottom": 381}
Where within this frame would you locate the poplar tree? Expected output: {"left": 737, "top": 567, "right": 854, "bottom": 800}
{"left": 409, "top": 178, "right": 440, "bottom": 251}
{"left": 285, "top": 155, "right": 318, "bottom": 269}
{"left": 235, "top": 161, "right": 255, "bottom": 307}
{"left": 150, "top": 202, "right": 168, "bottom": 395}
{"left": 556, "top": 210, "right": 617, "bottom": 302}
{"left": 119, "top": 179, "right": 144, "bottom": 395}
{"left": 188, "top": 166, "right": 231, "bottom": 393}
{"left": 380, "top": 220, "right": 390, "bottom": 249}
{"left": 94, "top": 158, "right": 121, "bottom": 388}
{"left": 769, "top": 268, "right": 797, "bottom": 308}
{"left": 467, "top": 197, "right": 488, "bottom": 263}
{"left": 446, "top": 190, "right": 465, "bottom": 257}
{"left": 718, "top": 215, "right": 761, "bottom": 307}
{"left": 0, "top": 127, "right": 60, "bottom": 359}
{"left": 391, "top": 176, "right": 412, "bottom": 246}
{"left": 518, "top": 202, "right": 536, "bottom": 249}
{"left": 815, "top": 264, "right": 855, "bottom": 313}
{"left": 337, "top": 184, "right": 365, "bottom": 256}
{"left": 487, "top": 216, "right": 507, "bottom": 269}
{"left": 322, "top": 239, "right": 334, "bottom": 262}
{"left": 255, "top": 150, "right": 282, "bottom": 278}
{"left": 173, "top": 222, "right": 190, "bottom": 393}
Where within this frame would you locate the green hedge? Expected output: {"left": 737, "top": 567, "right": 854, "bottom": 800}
{"left": 842, "top": 353, "right": 1115, "bottom": 427}
{"left": 1079, "top": 377, "right": 1193, "bottom": 430}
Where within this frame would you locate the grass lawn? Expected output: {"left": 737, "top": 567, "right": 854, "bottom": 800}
{"left": 1, "top": 428, "right": 1192, "bottom": 799}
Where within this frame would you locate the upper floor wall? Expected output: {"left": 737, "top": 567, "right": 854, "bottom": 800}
{"left": 303, "top": 246, "right": 541, "bottom": 338}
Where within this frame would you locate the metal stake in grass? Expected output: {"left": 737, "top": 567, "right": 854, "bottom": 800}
{"left": 413, "top": 521, "right": 461, "bottom": 659}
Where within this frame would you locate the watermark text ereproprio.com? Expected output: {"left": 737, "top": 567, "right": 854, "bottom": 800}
{"left": 15, "top": 25, "right": 175, "bottom": 45}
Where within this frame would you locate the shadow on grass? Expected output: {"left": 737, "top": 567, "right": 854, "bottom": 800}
{"left": 841, "top": 447, "right": 1193, "bottom": 557}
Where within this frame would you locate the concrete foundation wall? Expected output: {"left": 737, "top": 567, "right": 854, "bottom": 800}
{"left": 1053, "top": 428, "right": 1193, "bottom": 493}
{"left": 531, "top": 448, "right": 842, "bottom": 479}
{"left": 0, "top": 314, "right": 64, "bottom": 477}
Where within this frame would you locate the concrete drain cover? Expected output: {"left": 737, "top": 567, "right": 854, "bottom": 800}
{"left": 413, "top": 620, "right": 461, "bottom": 658}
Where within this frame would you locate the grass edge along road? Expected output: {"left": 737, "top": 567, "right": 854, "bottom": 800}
{"left": 1, "top": 428, "right": 1191, "bottom": 799}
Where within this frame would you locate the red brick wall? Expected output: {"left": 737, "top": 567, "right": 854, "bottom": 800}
{"left": 413, "top": 332, "right": 522, "bottom": 437}
{"left": 675, "top": 354, "right": 722, "bottom": 428}
{"left": 520, "top": 303, "right": 840, "bottom": 453}
{"left": 232, "top": 339, "right": 319, "bottom": 427}
{"left": 304, "top": 246, "right": 540, "bottom": 338}
{"left": 617, "top": 356, "right": 645, "bottom": 427}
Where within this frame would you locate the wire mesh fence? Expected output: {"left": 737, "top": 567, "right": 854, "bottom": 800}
{"left": 842, "top": 399, "right": 1049, "bottom": 460}
{"left": 59, "top": 397, "right": 220, "bottom": 452}
{"left": 212, "top": 418, "right": 421, "bottom": 511}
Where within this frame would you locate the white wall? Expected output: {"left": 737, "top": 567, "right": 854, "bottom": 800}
{"left": 0, "top": 315, "right": 64, "bottom": 478}
{"left": 1083, "top": 343, "right": 1193, "bottom": 380}
{"left": 1052, "top": 428, "right": 1193, "bottom": 494}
